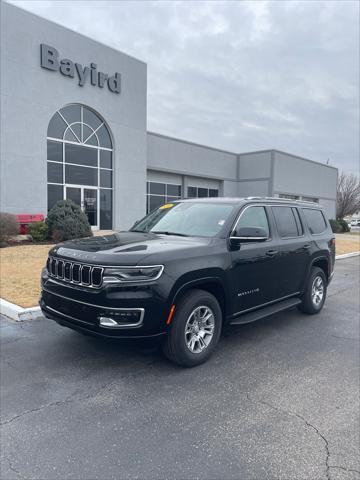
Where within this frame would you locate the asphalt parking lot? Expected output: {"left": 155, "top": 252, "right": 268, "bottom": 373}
{"left": 1, "top": 257, "right": 359, "bottom": 480}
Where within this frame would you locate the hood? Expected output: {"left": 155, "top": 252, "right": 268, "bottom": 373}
{"left": 50, "top": 231, "right": 212, "bottom": 266}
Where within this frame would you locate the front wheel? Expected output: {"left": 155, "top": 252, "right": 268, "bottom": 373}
{"left": 298, "top": 267, "right": 327, "bottom": 315}
{"left": 162, "top": 289, "right": 222, "bottom": 367}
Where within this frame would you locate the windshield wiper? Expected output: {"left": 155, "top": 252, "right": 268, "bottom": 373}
{"left": 131, "top": 229, "right": 147, "bottom": 233}
{"left": 152, "top": 231, "right": 189, "bottom": 237}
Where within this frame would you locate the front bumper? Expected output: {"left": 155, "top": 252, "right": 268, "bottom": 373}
{"left": 42, "top": 303, "right": 165, "bottom": 340}
{"left": 40, "top": 273, "right": 170, "bottom": 339}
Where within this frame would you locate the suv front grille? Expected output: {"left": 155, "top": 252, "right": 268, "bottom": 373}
{"left": 47, "top": 256, "right": 103, "bottom": 288}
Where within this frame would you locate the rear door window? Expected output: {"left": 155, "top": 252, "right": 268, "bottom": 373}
{"left": 302, "top": 208, "right": 327, "bottom": 234}
{"left": 272, "top": 206, "right": 302, "bottom": 238}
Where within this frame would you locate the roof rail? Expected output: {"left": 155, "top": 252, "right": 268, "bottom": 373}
{"left": 244, "top": 196, "right": 319, "bottom": 205}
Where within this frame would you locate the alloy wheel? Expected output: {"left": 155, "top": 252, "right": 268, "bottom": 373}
{"left": 184, "top": 305, "right": 215, "bottom": 354}
{"left": 311, "top": 275, "right": 324, "bottom": 306}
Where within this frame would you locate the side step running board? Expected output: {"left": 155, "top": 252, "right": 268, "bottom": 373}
{"left": 229, "top": 297, "right": 301, "bottom": 326}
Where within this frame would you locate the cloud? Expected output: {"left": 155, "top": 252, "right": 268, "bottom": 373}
{"left": 10, "top": 0, "right": 360, "bottom": 173}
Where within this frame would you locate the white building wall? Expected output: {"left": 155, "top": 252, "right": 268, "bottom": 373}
{"left": 223, "top": 181, "right": 239, "bottom": 197}
{"left": 147, "top": 170, "right": 183, "bottom": 185}
{"left": 273, "top": 151, "right": 337, "bottom": 218}
{"left": 147, "top": 132, "right": 237, "bottom": 181}
{"left": 238, "top": 151, "right": 272, "bottom": 179}
{"left": 238, "top": 180, "right": 270, "bottom": 197}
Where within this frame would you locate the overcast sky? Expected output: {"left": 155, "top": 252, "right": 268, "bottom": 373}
{"left": 11, "top": 0, "right": 360, "bottom": 174}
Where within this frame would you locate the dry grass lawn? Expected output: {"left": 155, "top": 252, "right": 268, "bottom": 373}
{"left": 335, "top": 233, "right": 360, "bottom": 255}
{"left": 0, "top": 233, "right": 359, "bottom": 308}
{"left": 0, "top": 244, "right": 52, "bottom": 308}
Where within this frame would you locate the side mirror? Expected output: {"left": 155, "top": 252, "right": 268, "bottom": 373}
{"left": 229, "top": 226, "right": 268, "bottom": 247}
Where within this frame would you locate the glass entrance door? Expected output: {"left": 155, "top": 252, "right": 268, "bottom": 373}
{"left": 83, "top": 188, "right": 98, "bottom": 228}
{"left": 65, "top": 186, "right": 99, "bottom": 229}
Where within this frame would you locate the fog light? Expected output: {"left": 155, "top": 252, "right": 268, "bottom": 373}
{"left": 99, "top": 317, "right": 119, "bottom": 327}
{"left": 98, "top": 310, "right": 143, "bottom": 327}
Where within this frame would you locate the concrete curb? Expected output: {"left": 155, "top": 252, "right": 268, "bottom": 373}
{"left": 0, "top": 298, "right": 42, "bottom": 322}
{"left": 335, "top": 252, "right": 360, "bottom": 260}
{"left": 1, "top": 251, "right": 359, "bottom": 322}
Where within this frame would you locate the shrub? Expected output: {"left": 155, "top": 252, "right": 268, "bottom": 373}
{"left": 329, "top": 218, "right": 350, "bottom": 233}
{"left": 337, "top": 219, "right": 350, "bottom": 233}
{"left": 329, "top": 219, "right": 341, "bottom": 233}
{"left": 47, "top": 200, "right": 93, "bottom": 242}
{"left": 28, "top": 222, "right": 49, "bottom": 242}
{"left": 0, "top": 212, "right": 18, "bottom": 244}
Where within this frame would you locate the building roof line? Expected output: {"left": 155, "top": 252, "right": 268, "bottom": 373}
{"left": 147, "top": 131, "right": 238, "bottom": 156}
{"left": 238, "top": 148, "right": 337, "bottom": 171}
{"left": 148, "top": 132, "right": 338, "bottom": 172}
{"left": 272, "top": 149, "right": 338, "bottom": 171}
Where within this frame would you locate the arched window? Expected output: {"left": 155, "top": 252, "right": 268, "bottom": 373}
{"left": 47, "top": 104, "right": 113, "bottom": 230}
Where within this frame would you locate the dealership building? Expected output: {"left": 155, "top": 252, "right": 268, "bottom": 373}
{"left": 0, "top": 2, "right": 338, "bottom": 230}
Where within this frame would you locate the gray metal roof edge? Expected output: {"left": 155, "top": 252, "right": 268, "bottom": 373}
{"left": 272, "top": 149, "right": 338, "bottom": 171}
{"left": 147, "top": 131, "right": 238, "bottom": 156}
{"left": 237, "top": 149, "right": 274, "bottom": 156}
{"left": 148, "top": 133, "right": 338, "bottom": 172}
{"left": 238, "top": 148, "right": 338, "bottom": 171}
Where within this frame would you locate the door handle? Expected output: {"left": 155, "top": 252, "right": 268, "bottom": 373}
{"left": 266, "top": 249, "right": 278, "bottom": 257}
{"left": 303, "top": 244, "right": 311, "bottom": 250}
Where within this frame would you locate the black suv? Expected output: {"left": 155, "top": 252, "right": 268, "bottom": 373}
{"left": 40, "top": 197, "right": 335, "bottom": 367}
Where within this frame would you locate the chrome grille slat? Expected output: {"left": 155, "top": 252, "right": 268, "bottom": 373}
{"left": 46, "top": 256, "right": 103, "bottom": 288}
{"left": 92, "top": 267, "right": 103, "bottom": 287}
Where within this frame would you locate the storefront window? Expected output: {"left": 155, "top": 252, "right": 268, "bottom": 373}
{"left": 187, "top": 186, "right": 219, "bottom": 198}
{"left": 47, "top": 104, "right": 113, "bottom": 229}
{"left": 146, "top": 182, "right": 182, "bottom": 213}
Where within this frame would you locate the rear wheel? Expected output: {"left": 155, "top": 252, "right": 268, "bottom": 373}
{"left": 298, "top": 267, "right": 327, "bottom": 314}
{"left": 162, "top": 289, "right": 222, "bottom": 367}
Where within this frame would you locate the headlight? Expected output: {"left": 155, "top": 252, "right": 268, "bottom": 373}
{"left": 103, "top": 265, "right": 164, "bottom": 283}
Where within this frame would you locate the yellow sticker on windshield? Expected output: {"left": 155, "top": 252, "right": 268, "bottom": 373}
{"left": 159, "top": 203, "right": 174, "bottom": 210}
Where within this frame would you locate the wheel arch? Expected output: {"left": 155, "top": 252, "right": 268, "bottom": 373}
{"left": 311, "top": 255, "right": 330, "bottom": 281}
{"left": 301, "top": 255, "right": 330, "bottom": 293}
{"left": 170, "top": 277, "right": 228, "bottom": 320}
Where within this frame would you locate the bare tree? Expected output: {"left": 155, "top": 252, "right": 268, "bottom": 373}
{"left": 336, "top": 172, "right": 360, "bottom": 219}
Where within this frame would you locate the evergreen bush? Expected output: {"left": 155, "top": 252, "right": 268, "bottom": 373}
{"left": 28, "top": 222, "right": 49, "bottom": 242}
{"left": 47, "top": 200, "right": 92, "bottom": 242}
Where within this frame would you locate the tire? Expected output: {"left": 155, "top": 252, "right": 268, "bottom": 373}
{"left": 162, "top": 289, "right": 222, "bottom": 367}
{"left": 298, "top": 267, "right": 327, "bottom": 315}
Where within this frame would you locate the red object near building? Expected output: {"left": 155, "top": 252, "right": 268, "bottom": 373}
{"left": 15, "top": 214, "right": 45, "bottom": 234}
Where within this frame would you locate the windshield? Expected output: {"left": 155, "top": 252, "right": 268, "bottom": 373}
{"left": 132, "top": 202, "right": 235, "bottom": 237}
